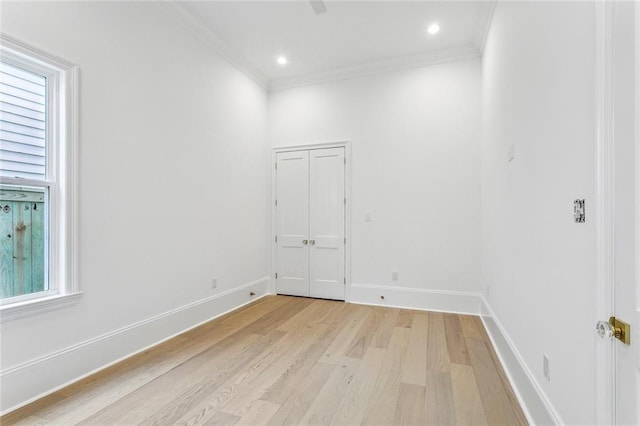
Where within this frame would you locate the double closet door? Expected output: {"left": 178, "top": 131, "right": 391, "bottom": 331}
{"left": 275, "top": 147, "right": 345, "bottom": 301}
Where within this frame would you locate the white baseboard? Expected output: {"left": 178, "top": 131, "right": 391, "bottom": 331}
{"left": 480, "top": 297, "right": 563, "bottom": 426}
{"left": 0, "top": 277, "right": 269, "bottom": 415}
{"left": 350, "top": 284, "right": 561, "bottom": 424}
{"left": 349, "top": 283, "right": 483, "bottom": 315}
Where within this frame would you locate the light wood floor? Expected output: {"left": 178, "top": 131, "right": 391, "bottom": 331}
{"left": 2, "top": 296, "right": 527, "bottom": 425}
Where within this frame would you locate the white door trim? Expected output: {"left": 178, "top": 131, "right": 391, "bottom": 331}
{"left": 595, "top": 0, "right": 615, "bottom": 424}
{"left": 635, "top": 0, "right": 640, "bottom": 378}
{"left": 271, "top": 141, "right": 351, "bottom": 300}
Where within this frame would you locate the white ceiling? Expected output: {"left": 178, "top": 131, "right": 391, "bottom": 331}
{"left": 162, "top": 1, "right": 495, "bottom": 90}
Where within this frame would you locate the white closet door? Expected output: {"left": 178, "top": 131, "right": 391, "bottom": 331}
{"left": 309, "top": 147, "right": 345, "bottom": 300}
{"left": 276, "top": 150, "right": 309, "bottom": 297}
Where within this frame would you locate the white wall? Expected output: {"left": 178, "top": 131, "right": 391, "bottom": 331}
{"left": 0, "top": 1, "right": 611, "bottom": 421}
{"left": 0, "top": 1, "right": 269, "bottom": 412}
{"left": 481, "top": 2, "right": 597, "bottom": 424}
{"left": 269, "top": 59, "right": 482, "bottom": 305}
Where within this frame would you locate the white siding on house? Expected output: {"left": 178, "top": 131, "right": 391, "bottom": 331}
{"left": 0, "top": 62, "right": 46, "bottom": 180}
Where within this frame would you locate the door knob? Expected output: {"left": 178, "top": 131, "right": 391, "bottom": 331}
{"left": 596, "top": 320, "right": 614, "bottom": 339}
{"left": 596, "top": 317, "right": 631, "bottom": 345}
{"left": 302, "top": 240, "right": 308, "bottom": 245}
{"left": 310, "top": 240, "right": 316, "bottom": 245}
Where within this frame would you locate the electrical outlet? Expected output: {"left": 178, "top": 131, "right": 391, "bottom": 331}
{"left": 543, "top": 354, "right": 550, "bottom": 381}
{"left": 392, "top": 271, "right": 399, "bottom": 281}
{"left": 211, "top": 278, "right": 217, "bottom": 289}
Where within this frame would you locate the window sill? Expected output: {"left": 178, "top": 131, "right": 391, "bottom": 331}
{"left": 0, "top": 292, "right": 83, "bottom": 323}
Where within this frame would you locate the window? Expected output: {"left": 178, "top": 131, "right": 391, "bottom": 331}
{"left": 0, "top": 35, "right": 79, "bottom": 321}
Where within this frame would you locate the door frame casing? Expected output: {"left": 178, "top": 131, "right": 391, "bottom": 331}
{"left": 271, "top": 141, "right": 352, "bottom": 300}
{"left": 595, "top": 0, "right": 615, "bottom": 424}
{"left": 635, "top": 1, "right": 640, "bottom": 420}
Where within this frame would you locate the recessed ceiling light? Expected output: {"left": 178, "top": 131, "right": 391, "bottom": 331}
{"left": 427, "top": 23, "right": 440, "bottom": 35}
{"left": 277, "top": 56, "right": 288, "bottom": 65}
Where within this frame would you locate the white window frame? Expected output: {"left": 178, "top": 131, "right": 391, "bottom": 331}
{"left": 0, "top": 34, "right": 80, "bottom": 322}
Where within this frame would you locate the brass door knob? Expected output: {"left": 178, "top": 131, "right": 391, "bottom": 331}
{"left": 596, "top": 317, "right": 631, "bottom": 345}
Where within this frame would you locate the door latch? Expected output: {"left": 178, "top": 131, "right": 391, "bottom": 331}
{"left": 596, "top": 317, "right": 631, "bottom": 345}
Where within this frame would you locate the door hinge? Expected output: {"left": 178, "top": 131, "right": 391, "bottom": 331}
{"left": 344, "top": 158, "right": 346, "bottom": 165}
{"left": 344, "top": 197, "right": 346, "bottom": 205}
{"left": 275, "top": 162, "right": 278, "bottom": 170}
{"left": 275, "top": 235, "right": 278, "bottom": 243}
{"left": 344, "top": 237, "right": 346, "bottom": 244}
{"left": 275, "top": 272, "right": 278, "bottom": 279}
{"left": 275, "top": 199, "right": 278, "bottom": 206}
{"left": 344, "top": 277, "right": 346, "bottom": 284}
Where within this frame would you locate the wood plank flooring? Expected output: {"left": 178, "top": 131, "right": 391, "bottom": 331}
{"left": 1, "top": 296, "right": 527, "bottom": 425}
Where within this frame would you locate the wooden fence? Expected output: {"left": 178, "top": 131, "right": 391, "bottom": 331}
{"left": 0, "top": 189, "right": 45, "bottom": 298}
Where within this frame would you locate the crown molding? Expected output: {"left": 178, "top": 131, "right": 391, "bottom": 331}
{"left": 154, "top": 0, "right": 269, "bottom": 90}
{"left": 475, "top": 0, "right": 497, "bottom": 53}
{"left": 155, "top": 1, "right": 487, "bottom": 93}
{"left": 269, "top": 43, "right": 480, "bottom": 92}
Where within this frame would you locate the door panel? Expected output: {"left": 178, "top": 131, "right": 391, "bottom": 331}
{"left": 309, "top": 148, "right": 345, "bottom": 300}
{"left": 276, "top": 151, "right": 309, "bottom": 297}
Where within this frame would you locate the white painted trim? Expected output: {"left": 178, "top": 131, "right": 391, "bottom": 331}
{"left": 0, "top": 34, "right": 80, "bottom": 318}
{"left": 0, "top": 277, "right": 269, "bottom": 415}
{"left": 636, "top": 0, "right": 640, "bottom": 376}
{"left": 0, "top": 292, "right": 82, "bottom": 323}
{"left": 475, "top": 0, "right": 496, "bottom": 53}
{"left": 269, "top": 44, "right": 480, "bottom": 92}
{"left": 0, "top": 33, "right": 75, "bottom": 72}
{"left": 594, "top": 1, "right": 616, "bottom": 424}
{"left": 273, "top": 140, "right": 351, "bottom": 153}
{"left": 271, "top": 141, "right": 351, "bottom": 302}
{"left": 349, "top": 283, "right": 482, "bottom": 315}
{"left": 155, "top": 3, "right": 484, "bottom": 92}
{"left": 154, "top": 1, "right": 269, "bottom": 90}
{"left": 67, "top": 61, "right": 80, "bottom": 298}
{"left": 270, "top": 152, "right": 278, "bottom": 296}
{"left": 154, "top": 3, "right": 487, "bottom": 92}
{"left": 480, "top": 297, "right": 562, "bottom": 426}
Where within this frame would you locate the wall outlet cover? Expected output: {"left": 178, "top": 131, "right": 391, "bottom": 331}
{"left": 543, "top": 354, "right": 550, "bottom": 381}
